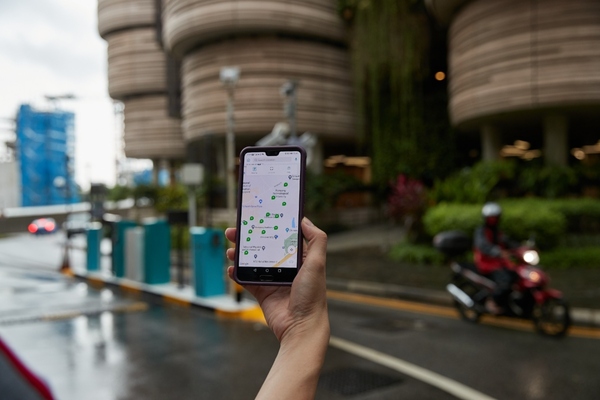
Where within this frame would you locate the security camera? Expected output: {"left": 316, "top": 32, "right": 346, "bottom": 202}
{"left": 280, "top": 80, "right": 297, "bottom": 97}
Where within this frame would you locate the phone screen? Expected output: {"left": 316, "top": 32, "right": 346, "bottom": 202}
{"left": 236, "top": 147, "right": 304, "bottom": 283}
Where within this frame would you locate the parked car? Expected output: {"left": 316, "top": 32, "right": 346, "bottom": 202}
{"left": 28, "top": 218, "right": 58, "bottom": 235}
{"left": 63, "top": 212, "right": 92, "bottom": 238}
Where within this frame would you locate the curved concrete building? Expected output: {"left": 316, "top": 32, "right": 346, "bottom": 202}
{"left": 162, "top": 0, "right": 355, "bottom": 155}
{"left": 162, "top": 0, "right": 347, "bottom": 57}
{"left": 180, "top": 37, "right": 354, "bottom": 147}
{"left": 428, "top": 0, "right": 600, "bottom": 164}
{"left": 98, "top": 0, "right": 185, "bottom": 162}
{"left": 99, "top": 0, "right": 355, "bottom": 173}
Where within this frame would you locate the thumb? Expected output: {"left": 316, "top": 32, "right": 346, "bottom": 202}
{"left": 301, "top": 218, "right": 327, "bottom": 270}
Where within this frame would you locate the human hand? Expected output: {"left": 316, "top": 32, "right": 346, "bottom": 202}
{"left": 225, "top": 217, "right": 329, "bottom": 345}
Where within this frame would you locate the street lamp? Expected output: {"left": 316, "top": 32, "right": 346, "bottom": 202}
{"left": 220, "top": 66, "right": 240, "bottom": 224}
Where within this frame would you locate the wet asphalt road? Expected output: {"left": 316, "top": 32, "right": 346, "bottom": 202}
{"left": 1, "top": 233, "right": 599, "bottom": 399}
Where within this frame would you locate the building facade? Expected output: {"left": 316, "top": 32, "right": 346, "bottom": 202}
{"left": 15, "top": 105, "right": 79, "bottom": 207}
{"left": 98, "top": 0, "right": 356, "bottom": 179}
{"left": 427, "top": 0, "right": 600, "bottom": 165}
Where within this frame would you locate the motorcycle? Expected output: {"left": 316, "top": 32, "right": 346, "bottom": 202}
{"left": 433, "top": 230, "right": 571, "bottom": 337}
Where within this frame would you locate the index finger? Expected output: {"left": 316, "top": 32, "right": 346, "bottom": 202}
{"left": 225, "top": 227, "right": 237, "bottom": 244}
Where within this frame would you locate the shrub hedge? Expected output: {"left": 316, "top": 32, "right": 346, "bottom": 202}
{"left": 389, "top": 242, "right": 445, "bottom": 266}
{"left": 541, "top": 246, "right": 600, "bottom": 269}
{"left": 423, "top": 201, "right": 567, "bottom": 249}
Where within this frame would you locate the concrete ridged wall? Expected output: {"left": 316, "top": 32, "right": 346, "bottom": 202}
{"left": 106, "top": 28, "right": 167, "bottom": 100}
{"left": 181, "top": 37, "right": 354, "bottom": 144}
{"left": 162, "top": 0, "right": 346, "bottom": 57}
{"left": 122, "top": 95, "right": 185, "bottom": 159}
{"left": 98, "top": 0, "right": 155, "bottom": 38}
{"left": 163, "top": 0, "right": 354, "bottom": 148}
{"left": 449, "top": 0, "right": 600, "bottom": 127}
{"left": 98, "top": 0, "right": 185, "bottom": 160}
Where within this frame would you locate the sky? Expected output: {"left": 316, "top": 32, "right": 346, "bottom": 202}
{"left": 0, "top": 0, "right": 120, "bottom": 190}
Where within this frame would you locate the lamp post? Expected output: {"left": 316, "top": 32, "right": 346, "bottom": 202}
{"left": 220, "top": 67, "right": 240, "bottom": 224}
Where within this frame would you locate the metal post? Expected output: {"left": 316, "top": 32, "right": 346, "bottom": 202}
{"left": 225, "top": 86, "right": 236, "bottom": 225}
{"left": 60, "top": 152, "right": 73, "bottom": 275}
{"left": 188, "top": 187, "right": 197, "bottom": 227}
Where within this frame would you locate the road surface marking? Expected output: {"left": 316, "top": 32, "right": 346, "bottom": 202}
{"left": 327, "top": 290, "right": 600, "bottom": 340}
{"left": 330, "top": 336, "right": 497, "bottom": 400}
{"left": 272, "top": 252, "right": 293, "bottom": 268}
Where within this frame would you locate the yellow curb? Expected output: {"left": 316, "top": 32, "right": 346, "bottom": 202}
{"left": 328, "top": 289, "right": 600, "bottom": 340}
{"left": 119, "top": 282, "right": 142, "bottom": 294}
{"left": 162, "top": 295, "right": 191, "bottom": 308}
{"left": 86, "top": 276, "right": 106, "bottom": 289}
{"left": 216, "top": 306, "right": 266, "bottom": 325}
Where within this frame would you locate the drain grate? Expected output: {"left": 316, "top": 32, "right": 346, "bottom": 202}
{"left": 318, "top": 367, "right": 403, "bottom": 396}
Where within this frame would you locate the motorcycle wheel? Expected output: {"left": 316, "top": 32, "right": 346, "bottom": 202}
{"left": 454, "top": 282, "right": 482, "bottom": 323}
{"left": 533, "top": 298, "right": 571, "bottom": 337}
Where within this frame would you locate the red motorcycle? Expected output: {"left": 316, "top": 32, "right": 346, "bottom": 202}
{"left": 434, "top": 231, "right": 571, "bottom": 337}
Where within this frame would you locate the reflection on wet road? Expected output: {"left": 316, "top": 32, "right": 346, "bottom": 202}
{"left": 2, "top": 233, "right": 600, "bottom": 399}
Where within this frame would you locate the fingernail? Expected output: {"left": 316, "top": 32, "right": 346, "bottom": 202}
{"left": 303, "top": 217, "right": 314, "bottom": 226}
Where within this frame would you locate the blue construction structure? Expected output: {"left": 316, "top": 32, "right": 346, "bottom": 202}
{"left": 15, "top": 104, "right": 79, "bottom": 206}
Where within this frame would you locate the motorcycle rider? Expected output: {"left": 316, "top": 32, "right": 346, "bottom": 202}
{"left": 474, "top": 202, "right": 519, "bottom": 314}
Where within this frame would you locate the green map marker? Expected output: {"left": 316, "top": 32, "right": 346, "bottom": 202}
{"left": 261, "top": 230, "right": 266, "bottom": 234}
{"left": 274, "top": 226, "right": 278, "bottom": 230}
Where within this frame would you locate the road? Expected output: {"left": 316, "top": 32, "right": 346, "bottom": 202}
{"left": 1, "top": 233, "right": 599, "bottom": 399}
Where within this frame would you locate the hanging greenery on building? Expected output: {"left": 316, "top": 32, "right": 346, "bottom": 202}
{"left": 339, "top": 0, "right": 455, "bottom": 186}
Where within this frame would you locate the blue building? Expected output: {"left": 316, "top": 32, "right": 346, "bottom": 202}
{"left": 16, "top": 104, "right": 79, "bottom": 206}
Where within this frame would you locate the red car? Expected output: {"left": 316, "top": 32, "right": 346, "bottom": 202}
{"left": 28, "top": 218, "right": 58, "bottom": 235}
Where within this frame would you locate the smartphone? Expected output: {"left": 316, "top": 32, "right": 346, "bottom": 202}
{"left": 234, "top": 146, "right": 306, "bottom": 285}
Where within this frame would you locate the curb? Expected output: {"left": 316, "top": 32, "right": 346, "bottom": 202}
{"left": 70, "top": 270, "right": 600, "bottom": 329}
{"left": 326, "top": 277, "right": 600, "bottom": 328}
{"left": 72, "top": 271, "right": 266, "bottom": 324}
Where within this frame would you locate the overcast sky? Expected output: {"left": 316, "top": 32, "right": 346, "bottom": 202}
{"left": 0, "top": 0, "right": 119, "bottom": 189}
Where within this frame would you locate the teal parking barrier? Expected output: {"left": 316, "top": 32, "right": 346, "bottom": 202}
{"left": 191, "top": 227, "right": 226, "bottom": 297}
{"left": 112, "top": 220, "right": 137, "bottom": 278}
{"left": 86, "top": 223, "right": 103, "bottom": 272}
{"left": 143, "top": 218, "right": 171, "bottom": 284}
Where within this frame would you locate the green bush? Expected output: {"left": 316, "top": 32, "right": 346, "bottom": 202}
{"left": 541, "top": 246, "right": 600, "bottom": 269}
{"left": 305, "top": 171, "right": 367, "bottom": 213}
{"left": 517, "top": 164, "right": 578, "bottom": 198}
{"left": 389, "top": 242, "right": 445, "bottom": 266}
{"left": 430, "top": 161, "right": 516, "bottom": 204}
{"left": 423, "top": 203, "right": 481, "bottom": 237}
{"left": 501, "top": 198, "right": 600, "bottom": 234}
{"left": 500, "top": 204, "right": 565, "bottom": 249}
{"left": 423, "top": 201, "right": 566, "bottom": 249}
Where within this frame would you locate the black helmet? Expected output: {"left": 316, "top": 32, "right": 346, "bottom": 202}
{"left": 482, "top": 202, "right": 502, "bottom": 218}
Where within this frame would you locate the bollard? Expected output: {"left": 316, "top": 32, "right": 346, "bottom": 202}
{"left": 112, "top": 220, "right": 137, "bottom": 278}
{"left": 190, "top": 227, "right": 226, "bottom": 297}
{"left": 142, "top": 218, "right": 171, "bottom": 285}
{"left": 125, "top": 227, "right": 144, "bottom": 281}
{"left": 86, "top": 222, "right": 103, "bottom": 272}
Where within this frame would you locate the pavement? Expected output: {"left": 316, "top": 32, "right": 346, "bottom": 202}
{"left": 68, "top": 224, "right": 600, "bottom": 328}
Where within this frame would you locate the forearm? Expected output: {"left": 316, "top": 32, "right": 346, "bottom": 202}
{"left": 256, "top": 318, "right": 330, "bottom": 400}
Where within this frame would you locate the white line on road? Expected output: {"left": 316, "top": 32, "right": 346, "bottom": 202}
{"left": 329, "top": 336, "right": 496, "bottom": 400}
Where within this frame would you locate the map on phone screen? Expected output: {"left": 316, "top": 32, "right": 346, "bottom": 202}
{"left": 239, "top": 150, "right": 301, "bottom": 269}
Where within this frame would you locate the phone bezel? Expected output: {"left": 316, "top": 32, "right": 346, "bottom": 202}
{"left": 233, "top": 145, "right": 306, "bottom": 286}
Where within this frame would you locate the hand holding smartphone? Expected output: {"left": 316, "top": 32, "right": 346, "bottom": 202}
{"left": 234, "top": 146, "right": 306, "bottom": 285}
